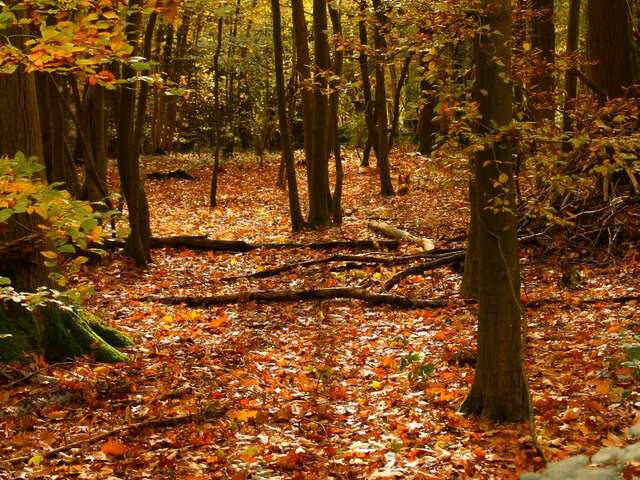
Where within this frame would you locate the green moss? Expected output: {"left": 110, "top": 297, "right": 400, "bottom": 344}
{"left": 0, "top": 302, "right": 133, "bottom": 363}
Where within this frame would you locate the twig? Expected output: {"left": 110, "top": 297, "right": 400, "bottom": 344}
{"left": 7, "top": 404, "right": 226, "bottom": 464}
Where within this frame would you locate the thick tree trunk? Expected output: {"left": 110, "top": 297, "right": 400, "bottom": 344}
{"left": 529, "top": 0, "right": 555, "bottom": 123}
{"left": 271, "top": 0, "right": 305, "bottom": 230}
{"left": 587, "top": 0, "right": 635, "bottom": 98}
{"left": 37, "top": 74, "right": 79, "bottom": 196}
{"left": 116, "top": 0, "right": 152, "bottom": 267}
{"left": 308, "top": 0, "right": 332, "bottom": 226}
{"left": 1, "top": 303, "right": 132, "bottom": 363}
{"left": 460, "top": 180, "right": 479, "bottom": 299}
{"left": 0, "top": 20, "right": 49, "bottom": 293}
{"left": 459, "top": 0, "right": 529, "bottom": 422}
{"left": 82, "top": 86, "right": 109, "bottom": 203}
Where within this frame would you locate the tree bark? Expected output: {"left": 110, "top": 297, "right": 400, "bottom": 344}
{"left": 308, "top": 0, "right": 332, "bottom": 226}
{"left": 371, "top": 0, "right": 394, "bottom": 196}
{"left": 328, "top": 1, "right": 344, "bottom": 224}
{"left": 0, "top": 14, "right": 49, "bottom": 293}
{"left": 459, "top": 0, "right": 530, "bottom": 422}
{"left": 290, "top": 0, "right": 314, "bottom": 192}
{"left": 271, "top": 0, "right": 305, "bottom": 230}
{"left": 529, "top": 0, "right": 555, "bottom": 123}
{"left": 562, "top": 0, "right": 581, "bottom": 141}
{"left": 116, "top": 0, "right": 152, "bottom": 267}
{"left": 587, "top": 0, "right": 635, "bottom": 98}
{"left": 357, "top": 5, "right": 380, "bottom": 166}
{"left": 209, "top": 18, "right": 224, "bottom": 208}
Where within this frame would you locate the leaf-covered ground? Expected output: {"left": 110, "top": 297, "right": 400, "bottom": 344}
{"left": 2, "top": 151, "right": 639, "bottom": 479}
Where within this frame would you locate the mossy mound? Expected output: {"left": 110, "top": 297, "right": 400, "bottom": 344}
{"left": 0, "top": 302, "right": 134, "bottom": 363}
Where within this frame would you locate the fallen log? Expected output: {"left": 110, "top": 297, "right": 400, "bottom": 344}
{"left": 146, "top": 169, "right": 195, "bottom": 180}
{"left": 224, "top": 250, "right": 462, "bottom": 280}
{"left": 140, "top": 287, "right": 451, "bottom": 309}
{"left": 367, "top": 220, "right": 435, "bottom": 250}
{"left": 149, "top": 236, "right": 400, "bottom": 252}
{"left": 140, "top": 284, "right": 640, "bottom": 312}
{"left": 384, "top": 251, "right": 466, "bottom": 290}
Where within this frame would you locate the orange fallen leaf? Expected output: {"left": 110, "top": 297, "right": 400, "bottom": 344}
{"left": 101, "top": 438, "right": 127, "bottom": 457}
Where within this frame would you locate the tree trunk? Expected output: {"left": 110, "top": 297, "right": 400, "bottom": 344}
{"left": 0, "top": 15, "right": 48, "bottom": 293}
{"left": 371, "top": 0, "right": 394, "bottom": 196}
{"left": 83, "top": 86, "right": 109, "bottom": 203}
{"left": 328, "top": 1, "right": 344, "bottom": 224}
{"left": 587, "top": 0, "right": 635, "bottom": 98}
{"left": 164, "top": 13, "right": 191, "bottom": 152}
{"left": 271, "top": 0, "right": 305, "bottom": 230}
{"left": 116, "top": 0, "right": 152, "bottom": 267}
{"left": 290, "top": 0, "right": 313, "bottom": 191}
{"left": 387, "top": 54, "right": 411, "bottom": 152}
{"left": 459, "top": 0, "right": 529, "bottom": 422}
{"left": 1, "top": 303, "right": 132, "bottom": 363}
{"left": 562, "top": 0, "right": 581, "bottom": 141}
{"left": 357, "top": 5, "right": 380, "bottom": 166}
{"left": 308, "top": 0, "right": 332, "bottom": 226}
{"left": 460, "top": 180, "right": 478, "bottom": 299}
{"left": 210, "top": 17, "right": 224, "bottom": 208}
{"left": 37, "top": 74, "right": 80, "bottom": 196}
{"left": 529, "top": 0, "right": 555, "bottom": 123}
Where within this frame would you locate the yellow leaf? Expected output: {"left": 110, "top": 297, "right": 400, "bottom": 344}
{"left": 522, "top": 41, "right": 531, "bottom": 52}
{"left": 227, "top": 409, "right": 258, "bottom": 422}
{"left": 498, "top": 173, "right": 508, "bottom": 184}
{"left": 40, "top": 250, "right": 58, "bottom": 259}
{"left": 28, "top": 454, "right": 43, "bottom": 466}
{"left": 371, "top": 380, "right": 383, "bottom": 390}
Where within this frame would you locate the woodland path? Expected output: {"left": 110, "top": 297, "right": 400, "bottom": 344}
{"left": 2, "top": 150, "right": 639, "bottom": 479}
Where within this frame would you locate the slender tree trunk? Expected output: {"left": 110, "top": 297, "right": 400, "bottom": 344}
{"left": 562, "top": 0, "right": 581, "bottom": 141}
{"left": 371, "top": 0, "right": 394, "bottom": 196}
{"left": 271, "top": 0, "right": 305, "bottom": 230}
{"left": 116, "top": 0, "right": 152, "bottom": 267}
{"left": 387, "top": 54, "right": 411, "bottom": 152}
{"left": 291, "top": 0, "right": 314, "bottom": 192}
{"left": 357, "top": 4, "right": 379, "bottom": 166}
{"left": 587, "top": 0, "right": 635, "bottom": 98}
{"left": 308, "top": 0, "right": 331, "bottom": 226}
{"left": 133, "top": 12, "right": 158, "bottom": 159}
{"left": 164, "top": 14, "right": 191, "bottom": 152}
{"left": 529, "top": 0, "right": 556, "bottom": 123}
{"left": 416, "top": 72, "right": 439, "bottom": 155}
{"left": 459, "top": 0, "right": 529, "bottom": 421}
{"left": 210, "top": 17, "right": 224, "bottom": 208}
{"left": 328, "top": 1, "right": 344, "bottom": 224}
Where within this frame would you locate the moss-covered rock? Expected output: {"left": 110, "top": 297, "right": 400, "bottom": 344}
{"left": 0, "top": 302, "right": 133, "bottom": 363}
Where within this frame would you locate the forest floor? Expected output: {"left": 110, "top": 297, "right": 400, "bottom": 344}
{"left": 1, "top": 149, "right": 640, "bottom": 479}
